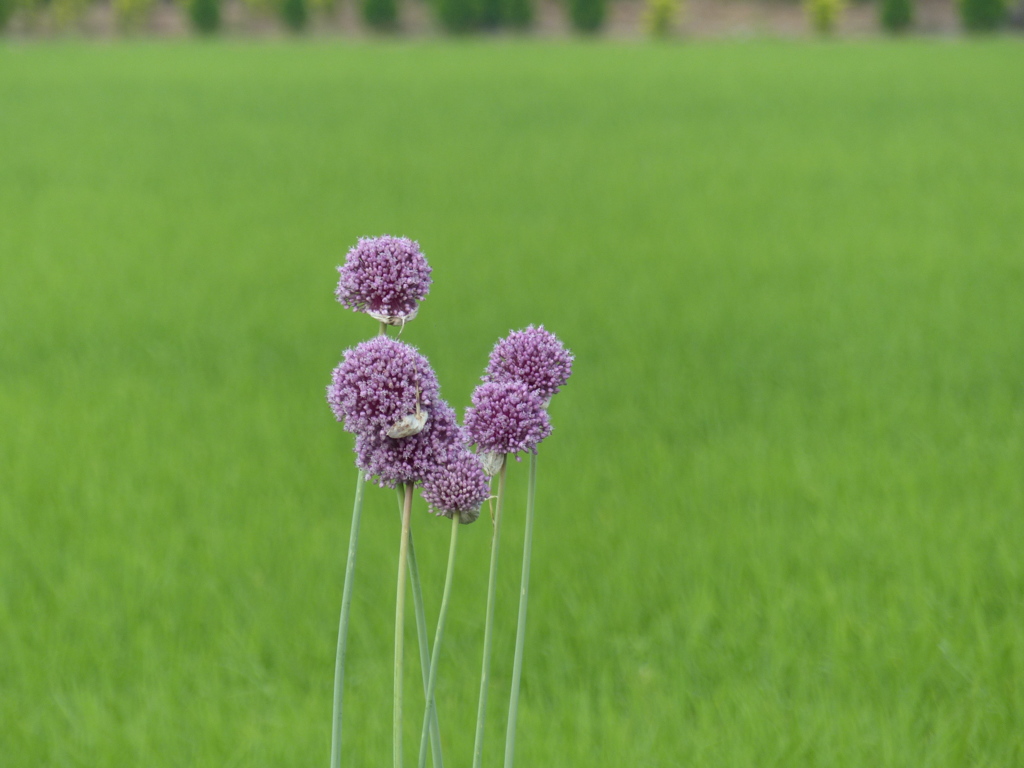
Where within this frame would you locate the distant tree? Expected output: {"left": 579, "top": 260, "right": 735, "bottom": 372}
{"left": 959, "top": 0, "right": 1006, "bottom": 30}
{"left": 880, "top": 0, "right": 912, "bottom": 31}
{"left": 569, "top": 0, "right": 605, "bottom": 32}
{"left": 478, "top": 0, "right": 500, "bottom": 27}
{"left": 308, "top": 0, "right": 338, "bottom": 17}
{"left": 645, "top": 0, "right": 680, "bottom": 37}
{"left": 188, "top": 0, "right": 222, "bottom": 32}
{"left": 805, "top": 0, "right": 843, "bottom": 34}
{"left": 6, "top": 0, "right": 45, "bottom": 32}
{"left": 53, "top": 0, "right": 89, "bottom": 28}
{"left": 114, "top": 0, "right": 156, "bottom": 30}
{"left": 1010, "top": 0, "right": 1024, "bottom": 26}
{"left": 280, "top": 0, "right": 308, "bottom": 30}
{"left": 436, "top": 0, "right": 475, "bottom": 31}
{"left": 505, "top": 0, "right": 532, "bottom": 27}
{"left": 362, "top": 0, "right": 397, "bottom": 28}
{"left": 0, "top": 0, "right": 13, "bottom": 32}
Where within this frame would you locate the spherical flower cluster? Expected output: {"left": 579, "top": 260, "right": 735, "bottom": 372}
{"left": 354, "top": 400, "right": 462, "bottom": 489}
{"left": 328, "top": 340, "right": 486, "bottom": 522}
{"left": 335, "top": 236, "right": 432, "bottom": 324}
{"left": 485, "top": 325, "right": 574, "bottom": 401}
{"left": 421, "top": 451, "right": 490, "bottom": 524}
{"left": 464, "top": 381, "right": 552, "bottom": 456}
{"left": 327, "top": 337, "right": 440, "bottom": 439}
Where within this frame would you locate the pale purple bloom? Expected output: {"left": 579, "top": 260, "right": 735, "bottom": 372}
{"left": 485, "top": 325, "right": 574, "bottom": 401}
{"left": 327, "top": 337, "right": 440, "bottom": 438}
{"left": 356, "top": 401, "right": 463, "bottom": 489}
{"left": 335, "top": 236, "right": 432, "bottom": 322}
{"left": 464, "top": 381, "right": 552, "bottom": 456}
{"left": 420, "top": 450, "right": 490, "bottom": 524}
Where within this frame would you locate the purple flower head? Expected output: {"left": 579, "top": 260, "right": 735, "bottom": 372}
{"left": 335, "top": 236, "right": 432, "bottom": 324}
{"left": 356, "top": 400, "right": 463, "bottom": 489}
{"left": 327, "top": 337, "right": 441, "bottom": 439}
{"left": 420, "top": 449, "right": 490, "bottom": 524}
{"left": 464, "top": 380, "right": 552, "bottom": 457}
{"left": 484, "top": 325, "right": 574, "bottom": 401}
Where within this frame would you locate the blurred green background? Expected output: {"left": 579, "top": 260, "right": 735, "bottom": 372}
{"left": 1, "top": 40, "right": 1023, "bottom": 766}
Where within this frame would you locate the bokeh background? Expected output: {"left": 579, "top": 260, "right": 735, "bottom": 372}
{"left": 1, "top": 0, "right": 1023, "bottom": 38}
{"left": 2, "top": 36, "right": 1023, "bottom": 768}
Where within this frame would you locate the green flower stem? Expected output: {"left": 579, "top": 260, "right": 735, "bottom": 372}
{"left": 394, "top": 482, "right": 414, "bottom": 768}
{"left": 329, "top": 323, "right": 387, "bottom": 768}
{"left": 472, "top": 456, "right": 508, "bottom": 768}
{"left": 329, "top": 471, "right": 366, "bottom": 768}
{"left": 503, "top": 452, "right": 538, "bottom": 768}
{"left": 396, "top": 489, "right": 445, "bottom": 768}
{"left": 417, "top": 513, "right": 460, "bottom": 768}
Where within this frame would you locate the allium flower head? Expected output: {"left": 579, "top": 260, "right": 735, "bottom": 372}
{"left": 327, "top": 337, "right": 440, "bottom": 439}
{"left": 485, "top": 325, "right": 574, "bottom": 400}
{"left": 335, "top": 236, "right": 432, "bottom": 324}
{"left": 464, "top": 380, "right": 552, "bottom": 456}
{"left": 420, "top": 450, "right": 490, "bottom": 524}
{"left": 356, "top": 400, "right": 463, "bottom": 489}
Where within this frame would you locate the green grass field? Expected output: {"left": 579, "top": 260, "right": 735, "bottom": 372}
{"left": 2, "top": 38, "right": 1023, "bottom": 767}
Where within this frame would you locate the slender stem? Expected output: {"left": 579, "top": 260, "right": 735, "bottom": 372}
{"left": 330, "top": 471, "right": 366, "bottom": 768}
{"left": 472, "top": 457, "right": 508, "bottom": 768}
{"left": 394, "top": 482, "right": 414, "bottom": 768}
{"left": 330, "top": 321, "right": 386, "bottom": 767}
{"left": 418, "top": 514, "right": 460, "bottom": 768}
{"left": 397, "top": 489, "right": 445, "bottom": 768}
{"left": 503, "top": 453, "right": 538, "bottom": 768}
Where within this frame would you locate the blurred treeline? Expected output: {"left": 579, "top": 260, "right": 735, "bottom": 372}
{"left": 0, "top": 0, "right": 1021, "bottom": 41}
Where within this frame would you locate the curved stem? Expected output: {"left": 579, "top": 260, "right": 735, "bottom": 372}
{"left": 418, "top": 514, "right": 460, "bottom": 768}
{"left": 394, "top": 482, "right": 414, "bottom": 768}
{"left": 503, "top": 453, "right": 538, "bottom": 768}
{"left": 397, "top": 489, "right": 445, "bottom": 768}
{"left": 472, "top": 457, "right": 508, "bottom": 768}
{"left": 330, "top": 471, "right": 366, "bottom": 768}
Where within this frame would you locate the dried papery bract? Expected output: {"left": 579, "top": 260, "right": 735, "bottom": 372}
{"left": 479, "top": 451, "right": 505, "bottom": 478}
{"left": 387, "top": 387, "right": 428, "bottom": 439}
